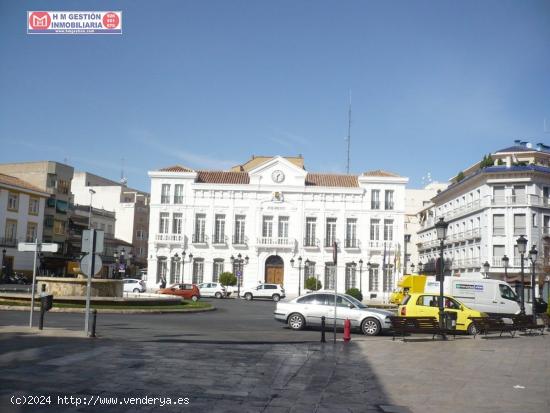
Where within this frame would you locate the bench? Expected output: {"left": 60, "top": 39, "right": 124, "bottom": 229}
{"left": 390, "top": 316, "right": 456, "bottom": 342}
{"left": 468, "top": 316, "right": 516, "bottom": 338}
{"left": 512, "top": 314, "right": 545, "bottom": 336}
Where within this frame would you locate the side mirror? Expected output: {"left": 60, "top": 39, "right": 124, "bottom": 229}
{"left": 348, "top": 304, "right": 354, "bottom": 309}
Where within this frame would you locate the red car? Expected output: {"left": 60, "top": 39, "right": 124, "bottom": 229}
{"left": 158, "top": 283, "right": 201, "bottom": 301}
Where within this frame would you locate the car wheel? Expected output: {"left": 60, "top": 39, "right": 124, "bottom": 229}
{"left": 361, "top": 318, "right": 381, "bottom": 336}
{"left": 215, "top": 292, "right": 222, "bottom": 299}
{"left": 191, "top": 295, "right": 199, "bottom": 302}
{"left": 288, "top": 313, "right": 305, "bottom": 330}
{"left": 467, "top": 322, "right": 478, "bottom": 336}
{"left": 245, "top": 293, "right": 253, "bottom": 301}
{"left": 133, "top": 288, "right": 140, "bottom": 293}
{"left": 272, "top": 294, "right": 281, "bottom": 302}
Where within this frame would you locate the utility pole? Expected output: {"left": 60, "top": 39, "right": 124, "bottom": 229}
{"left": 346, "top": 91, "right": 352, "bottom": 174}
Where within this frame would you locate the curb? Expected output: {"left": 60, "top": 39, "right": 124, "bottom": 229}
{"left": 0, "top": 305, "right": 216, "bottom": 314}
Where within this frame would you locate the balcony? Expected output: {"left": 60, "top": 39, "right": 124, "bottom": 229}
{"left": 191, "top": 234, "right": 208, "bottom": 245}
{"left": 367, "top": 240, "right": 394, "bottom": 250}
{"left": 232, "top": 235, "right": 248, "bottom": 246}
{"left": 324, "top": 238, "right": 340, "bottom": 248}
{"left": 344, "top": 238, "right": 360, "bottom": 249}
{"left": 256, "top": 237, "right": 294, "bottom": 248}
{"left": 303, "top": 237, "right": 320, "bottom": 249}
{"left": 211, "top": 235, "right": 228, "bottom": 246}
{"left": 0, "top": 237, "right": 17, "bottom": 247}
{"left": 155, "top": 233, "right": 185, "bottom": 243}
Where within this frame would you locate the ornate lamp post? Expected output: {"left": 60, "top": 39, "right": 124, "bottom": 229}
{"left": 483, "top": 261, "right": 490, "bottom": 279}
{"left": 231, "top": 253, "right": 249, "bottom": 297}
{"left": 435, "top": 217, "right": 449, "bottom": 334}
{"left": 529, "top": 245, "right": 538, "bottom": 324}
{"left": 502, "top": 255, "right": 509, "bottom": 283}
{"left": 188, "top": 253, "right": 194, "bottom": 283}
{"left": 290, "top": 256, "right": 303, "bottom": 296}
{"left": 358, "top": 259, "right": 364, "bottom": 296}
{"left": 410, "top": 263, "right": 415, "bottom": 275}
{"left": 418, "top": 262, "right": 423, "bottom": 274}
{"left": 516, "top": 235, "right": 528, "bottom": 314}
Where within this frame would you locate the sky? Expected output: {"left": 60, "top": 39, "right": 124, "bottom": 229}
{"left": 1, "top": 0, "right": 549, "bottom": 192}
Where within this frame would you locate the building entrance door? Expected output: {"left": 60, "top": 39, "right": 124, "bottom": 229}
{"left": 265, "top": 255, "right": 284, "bottom": 285}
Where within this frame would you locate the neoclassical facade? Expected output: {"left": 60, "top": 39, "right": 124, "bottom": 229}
{"left": 146, "top": 156, "right": 408, "bottom": 300}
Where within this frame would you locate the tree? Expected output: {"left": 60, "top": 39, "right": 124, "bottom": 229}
{"left": 219, "top": 272, "right": 237, "bottom": 287}
{"left": 346, "top": 288, "right": 363, "bottom": 302}
{"left": 456, "top": 171, "right": 465, "bottom": 182}
{"left": 304, "top": 277, "right": 322, "bottom": 291}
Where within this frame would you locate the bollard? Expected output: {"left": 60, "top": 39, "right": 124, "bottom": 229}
{"left": 321, "top": 316, "right": 326, "bottom": 343}
{"left": 90, "top": 309, "right": 97, "bottom": 338}
{"left": 343, "top": 318, "right": 351, "bottom": 342}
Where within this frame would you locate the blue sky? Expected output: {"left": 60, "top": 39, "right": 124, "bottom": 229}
{"left": 1, "top": 0, "right": 549, "bottom": 191}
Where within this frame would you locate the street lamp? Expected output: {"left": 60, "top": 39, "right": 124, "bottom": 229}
{"left": 502, "top": 255, "right": 509, "bottom": 283}
{"left": 88, "top": 189, "right": 96, "bottom": 229}
{"left": 418, "top": 262, "right": 423, "bottom": 274}
{"left": 410, "top": 263, "right": 415, "bottom": 274}
{"left": 516, "top": 235, "right": 528, "bottom": 314}
{"left": 483, "top": 261, "right": 490, "bottom": 279}
{"left": 1, "top": 248, "right": 6, "bottom": 282}
{"left": 231, "top": 253, "right": 249, "bottom": 297}
{"left": 290, "top": 256, "right": 304, "bottom": 296}
{"left": 358, "top": 259, "right": 364, "bottom": 296}
{"left": 529, "top": 245, "right": 538, "bottom": 324}
{"left": 434, "top": 217, "right": 449, "bottom": 335}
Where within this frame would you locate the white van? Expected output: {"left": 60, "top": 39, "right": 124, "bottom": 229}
{"left": 424, "top": 277, "right": 532, "bottom": 316}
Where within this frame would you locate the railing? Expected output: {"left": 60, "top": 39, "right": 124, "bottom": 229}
{"left": 0, "top": 237, "right": 18, "bottom": 247}
{"left": 303, "top": 237, "right": 319, "bottom": 248}
{"left": 192, "top": 234, "right": 208, "bottom": 244}
{"left": 211, "top": 235, "right": 228, "bottom": 245}
{"left": 232, "top": 235, "right": 248, "bottom": 246}
{"left": 324, "top": 238, "right": 340, "bottom": 248}
{"left": 344, "top": 238, "right": 360, "bottom": 249}
{"left": 155, "top": 234, "right": 184, "bottom": 242}
{"left": 367, "top": 241, "right": 394, "bottom": 250}
{"left": 257, "top": 237, "right": 294, "bottom": 247}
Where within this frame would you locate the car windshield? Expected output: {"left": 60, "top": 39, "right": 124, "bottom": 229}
{"left": 343, "top": 294, "right": 367, "bottom": 309}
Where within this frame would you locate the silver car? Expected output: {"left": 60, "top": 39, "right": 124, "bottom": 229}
{"left": 274, "top": 292, "right": 393, "bottom": 336}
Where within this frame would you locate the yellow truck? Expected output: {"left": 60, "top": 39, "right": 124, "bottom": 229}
{"left": 389, "top": 275, "right": 427, "bottom": 305}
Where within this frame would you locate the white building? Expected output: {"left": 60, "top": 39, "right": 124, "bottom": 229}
{"left": 417, "top": 141, "right": 550, "bottom": 300}
{"left": 404, "top": 182, "right": 448, "bottom": 273}
{"left": 146, "top": 155, "right": 408, "bottom": 301}
{"left": 0, "top": 173, "right": 48, "bottom": 275}
{"left": 71, "top": 172, "right": 150, "bottom": 268}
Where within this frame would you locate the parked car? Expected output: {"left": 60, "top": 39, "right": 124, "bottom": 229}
{"left": 398, "top": 293, "right": 485, "bottom": 335}
{"left": 240, "top": 284, "right": 285, "bottom": 301}
{"left": 197, "top": 282, "right": 226, "bottom": 298}
{"left": 123, "top": 278, "right": 146, "bottom": 293}
{"left": 158, "top": 283, "right": 201, "bottom": 301}
{"left": 274, "top": 292, "right": 392, "bottom": 336}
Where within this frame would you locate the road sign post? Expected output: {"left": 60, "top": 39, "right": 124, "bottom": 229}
{"left": 83, "top": 229, "right": 98, "bottom": 335}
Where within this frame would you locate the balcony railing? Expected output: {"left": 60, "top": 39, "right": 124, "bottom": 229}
{"left": 211, "top": 235, "right": 228, "bottom": 245}
{"left": 0, "top": 237, "right": 18, "bottom": 247}
{"left": 344, "top": 238, "right": 360, "bottom": 249}
{"left": 324, "top": 238, "right": 340, "bottom": 248}
{"left": 257, "top": 237, "right": 294, "bottom": 247}
{"left": 192, "top": 234, "right": 208, "bottom": 244}
{"left": 367, "top": 241, "right": 394, "bottom": 250}
{"left": 303, "top": 237, "right": 319, "bottom": 248}
{"left": 155, "top": 233, "right": 184, "bottom": 242}
{"left": 232, "top": 235, "right": 248, "bottom": 246}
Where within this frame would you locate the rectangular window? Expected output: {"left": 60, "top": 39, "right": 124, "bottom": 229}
{"left": 136, "top": 229, "right": 145, "bottom": 240}
{"left": 53, "top": 220, "right": 65, "bottom": 235}
{"left": 324, "top": 263, "right": 336, "bottom": 290}
{"left": 325, "top": 218, "right": 337, "bottom": 247}
{"left": 161, "top": 184, "right": 170, "bottom": 204}
{"left": 213, "top": 259, "right": 224, "bottom": 283}
{"left": 57, "top": 179, "right": 70, "bottom": 194}
{"left": 159, "top": 212, "right": 169, "bottom": 234}
{"left": 172, "top": 213, "right": 183, "bottom": 234}
{"left": 512, "top": 185, "right": 526, "bottom": 203}
{"left": 371, "top": 190, "right": 380, "bottom": 210}
{"left": 383, "top": 264, "right": 393, "bottom": 292}
{"left": 262, "top": 216, "right": 273, "bottom": 238}
{"left": 368, "top": 265, "right": 379, "bottom": 291}
{"left": 156, "top": 259, "right": 167, "bottom": 283}
{"left": 345, "top": 218, "right": 357, "bottom": 247}
{"left": 7, "top": 192, "right": 18, "bottom": 211}
{"left": 214, "top": 214, "right": 226, "bottom": 243}
{"left": 493, "top": 214, "right": 505, "bottom": 236}
{"left": 192, "top": 258, "right": 204, "bottom": 284}
{"left": 513, "top": 214, "right": 526, "bottom": 236}
{"left": 194, "top": 214, "right": 206, "bottom": 242}
{"left": 47, "top": 173, "right": 57, "bottom": 188}
{"left": 5, "top": 219, "right": 17, "bottom": 240}
{"left": 234, "top": 215, "right": 246, "bottom": 244}
{"left": 28, "top": 197, "right": 40, "bottom": 215}
{"left": 345, "top": 263, "right": 356, "bottom": 291}
{"left": 278, "top": 216, "right": 289, "bottom": 239}
{"left": 532, "top": 213, "right": 537, "bottom": 228}
{"left": 385, "top": 190, "right": 394, "bottom": 210}
{"left": 304, "top": 261, "right": 316, "bottom": 285}
{"left": 370, "top": 219, "right": 380, "bottom": 241}
{"left": 170, "top": 257, "right": 182, "bottom": 284}
{"left": 384, "top": 219, "right": 393, "bottom": 241}
{"left": 544, "top": 216, "right": 550, "bottom": 235}
{"left": 493, "top": 186, "right": 505, "bottom": 203}
{"left": 305, "top": 217, "right": 317, "bottom": 246}
{"left": 493, "top": 245, "right": 505, "bottom": 258}
{"left": 174, "top": 184, "right": 184, "bottom": 204}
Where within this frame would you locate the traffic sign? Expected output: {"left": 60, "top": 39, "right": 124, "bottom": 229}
{"left": 82, "top": 229, "right": 104, "bottom": 254}
{"left": 81, "top": 254, "right": 103, "bottom": 276}
{"left": 18, "top": 242, "right": 58, "bottom": 252}
{"left": 236, "top": 271, "right": 242, "bottom": 277}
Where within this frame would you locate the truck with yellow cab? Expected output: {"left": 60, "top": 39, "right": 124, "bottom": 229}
{"left": 389, "top": 275, "right": 427, "bottom": 305}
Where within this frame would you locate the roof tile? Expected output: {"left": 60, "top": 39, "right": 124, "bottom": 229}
{"left": 0, "top": 173, "right": 47, "bottom": 194}
{"left": 305, "top": 173, "right": 358, "bottom": 187}
{"left": 362, "top": 170, "right": 402, "bottom": 178}
{"left": 158, "top": 165, "right": 194, "bottom": 172}
{"left": 196, "top": 171, "right": 250, "bottom": 184}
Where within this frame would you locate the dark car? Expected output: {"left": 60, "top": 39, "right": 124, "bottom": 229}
{"left": 158, "top": 283, "right": 201, "bottom": 301}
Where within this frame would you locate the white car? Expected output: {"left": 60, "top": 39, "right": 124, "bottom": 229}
{"left": 274, "top": 292, "right": 393, "bottom": 336}
{"left": 123, "top": 278, "right": 146, "bottom": 293}
{"left": 240, "top": 284, "right": 285, "bottom": 302}
{"left": 197, "top": 282, "right": 227, "bottom": 299}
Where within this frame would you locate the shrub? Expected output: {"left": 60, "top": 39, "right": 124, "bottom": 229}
{"left": 219, "top": 272, "right": 237, "bottom": 287}
{"left": 346, "top": 288, "right": 363, "bottom": 302}
{"left": 456, "top": 171, "right": 465, "bottom": 182}
{"left": 304, "top": 277, "right": 322, "bottom": 291}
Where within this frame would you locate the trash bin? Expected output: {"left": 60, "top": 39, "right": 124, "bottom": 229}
{"left": 443, "top": 312, "right": 457, "bottom": 330}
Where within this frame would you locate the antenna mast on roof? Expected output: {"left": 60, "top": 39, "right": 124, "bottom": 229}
{"left": 346, "top": 90, "right": 352, "bottom": 174}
